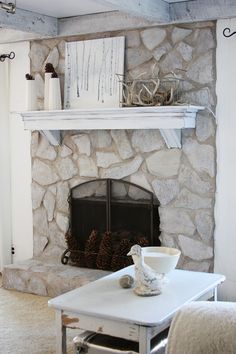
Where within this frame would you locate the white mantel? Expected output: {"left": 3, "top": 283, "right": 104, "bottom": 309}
{"left": 18, "top": 105, "right": 204, "bottom": 148}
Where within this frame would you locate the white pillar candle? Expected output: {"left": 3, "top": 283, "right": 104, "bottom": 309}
{"left": 26, "top": 80, "right": 37, "bottom": 111}
{"left": 44, "top": 72, "right": 52, "bottom": 110}
{"left": 48, "top": 77, "right": 62, "bottom": 110}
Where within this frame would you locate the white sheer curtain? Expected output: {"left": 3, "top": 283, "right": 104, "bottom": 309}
{"left": 0, "top": 59, "right": 12, "bottom": 270}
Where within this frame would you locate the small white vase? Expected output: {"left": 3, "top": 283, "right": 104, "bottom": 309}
{"left": 44, "top": 72, "right": 51, "bottom": 110}
{"left": 26, "top": 80, "right": 37, "bottom": 111}
{"left": 48, "top": 77, "right": 62, "bottom": 110}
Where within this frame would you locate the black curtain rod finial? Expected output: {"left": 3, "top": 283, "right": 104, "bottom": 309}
{"left": 0, "top": 51, "right": 15, "bottom": 62}
{"left": 223, "top": 27, "right": 236, "bottom": 38}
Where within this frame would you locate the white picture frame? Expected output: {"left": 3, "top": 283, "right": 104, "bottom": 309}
{"left": 64, "top": 36, "right": 125, "bottom": 109}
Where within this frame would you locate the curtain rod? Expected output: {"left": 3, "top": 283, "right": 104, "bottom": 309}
{"left": 0, "top": 51, "right": 15, "bottom": 62}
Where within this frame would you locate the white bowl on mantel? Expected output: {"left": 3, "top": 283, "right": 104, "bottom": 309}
{"left": 142, "top": 246, "right": 181, "bottom": 274}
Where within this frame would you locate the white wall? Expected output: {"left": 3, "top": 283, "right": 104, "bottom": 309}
{"left": 0, "top": 42, "right": 33, "bottom": 267}
{"left": 215, "top": 18, "right": 236, "bottom": 300}
{"left": 0, "top": 58, "right": 12, "bottom": 269}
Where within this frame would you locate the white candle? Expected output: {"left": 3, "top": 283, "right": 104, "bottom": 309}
{"left": 48, "top": 77, "right": 62, "bottom": 110}
{"left": 26, "top": 80, "right": 37, "bottom": 111}
{"left": 44, "top": 72, "right": 51, "bottom": 110}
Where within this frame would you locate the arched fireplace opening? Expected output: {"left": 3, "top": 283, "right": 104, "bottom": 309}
{"left": 62, "top": 178, "right": 160, "bottom": 271}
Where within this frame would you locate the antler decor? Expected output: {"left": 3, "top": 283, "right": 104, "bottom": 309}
{"left": 117, "top": 72, "right": 182, "bottom": 107}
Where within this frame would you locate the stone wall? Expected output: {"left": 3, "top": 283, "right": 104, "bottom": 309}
{"left": 30, "top": 21, "right": 216, "bottom": 272}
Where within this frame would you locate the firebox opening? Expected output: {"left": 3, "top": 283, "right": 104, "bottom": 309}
{"left": 62, "top": 178, "right": 160, "bottom": 271}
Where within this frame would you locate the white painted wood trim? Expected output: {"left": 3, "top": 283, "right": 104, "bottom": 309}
{"left": 58, "top": 12, "right": 157, "bottom": 39}
{"left": 170, "top": 0, "right": 236, "bottom": 23}
{"left": 40, "top": 130, "right": 61, "bottom": 146}
{"left": 99, "top": 0, "right": 169, "bottom": 22}
{"left": 19, "top": 105, "right": 203, "bottom": 130}
{"left": 160, "top": 129, "right": 181, "bottom": 148}
{"left": 0, "top": 7, "right": 58, "bottom": 36}
{"left": 61, "top": 311, "right": 140, "bottom": 341}
{"left": 18, "top": 105, "right": 204, "bottom": 148}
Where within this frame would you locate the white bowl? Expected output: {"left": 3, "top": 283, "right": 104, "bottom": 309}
{"left": 143, "top": 246, "right": 181, "bottom": 274}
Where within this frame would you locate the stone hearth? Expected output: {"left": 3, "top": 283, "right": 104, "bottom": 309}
{"left": 3, "top": 257, "right": 110, "bottom": 297}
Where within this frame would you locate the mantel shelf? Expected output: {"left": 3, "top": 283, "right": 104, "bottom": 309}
{"left": 18, "top": 105, "right": 204, "bottom": 148}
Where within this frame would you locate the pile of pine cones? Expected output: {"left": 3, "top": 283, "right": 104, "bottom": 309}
{"left": 65, "top": 228, "right": 149, "bottom": 271}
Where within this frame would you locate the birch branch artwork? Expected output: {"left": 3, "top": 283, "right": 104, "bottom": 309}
{"left": 64, "top": 36, "right": 125, "bottom": 109}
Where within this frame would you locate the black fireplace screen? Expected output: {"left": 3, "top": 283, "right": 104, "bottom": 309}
{"left": 61, "top": 178, "right": 160, "bottom": 271}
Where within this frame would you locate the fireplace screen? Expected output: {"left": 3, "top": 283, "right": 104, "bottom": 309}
{"left": 62, "top": 178, "right": 160, "bottom": 271}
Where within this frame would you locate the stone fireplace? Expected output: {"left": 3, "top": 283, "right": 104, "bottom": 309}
{"left": 31, "top": 120, "right": 214, "bottom": 275}
{"left": 3, "top": 20, "right": 216, "bottom": 296}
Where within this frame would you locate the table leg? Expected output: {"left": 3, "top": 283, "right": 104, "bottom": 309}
{"left": 55, "top": 310, "right": 67, "bottom": 354}
{"left": 139, "top": 327, "right": 151, "bottom": 354}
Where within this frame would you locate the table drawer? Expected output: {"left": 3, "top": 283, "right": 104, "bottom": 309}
{"left": 74, "top": 329, "right": 168, "bottom": 354}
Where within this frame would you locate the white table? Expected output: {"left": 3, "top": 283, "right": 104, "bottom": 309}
{"left": 48, "top": 266, "right": 225, "bottom": 354}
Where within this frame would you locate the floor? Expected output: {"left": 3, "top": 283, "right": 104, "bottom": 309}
{"left": 0, "top": 275, "right": 74, "bottom": 354}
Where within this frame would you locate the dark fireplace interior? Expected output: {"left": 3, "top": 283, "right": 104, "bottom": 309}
{"left": 62, "top": 178, "right": 160, "bottom": 271}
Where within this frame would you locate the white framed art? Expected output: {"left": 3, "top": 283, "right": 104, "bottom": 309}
{"left": 64, "top": 36, "right": 125, "bottom": 109}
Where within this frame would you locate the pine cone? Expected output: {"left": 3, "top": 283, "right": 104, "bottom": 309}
{"left": 45, "top": 62, "right": 54, "bottom": 73}
{"left": 71, "top": 249, "right": 86, "bottom": 267}
{"left": 136, "top": 236, "right": 149, "bottom": 248}
{"left": 65, "top": 229, "right": 78, "bottom": 251}
{"left": 84, "top": 230, "right": 99, "bottom": 268}
{"left": 96, "top": 231, "right": 113, "bottom": 270}
{"left": 111, "top": 238, "right": 131, "bottom": 271}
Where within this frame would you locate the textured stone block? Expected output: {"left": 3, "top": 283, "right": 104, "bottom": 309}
{"left": 96, "top": 152, "right": 120, "bottom": 168}
{"left": 126, "top": 47, "right": 153, "bottom": 70}
{"left": 183, "top": 139, "right": 215, "bottom": 178}
{"left": 90, "top": 130, "right": 112, "bottom": 148}
{"left": 36, "top": 135, "right": 57, "bottom": 161}
{"left": 32, "top": 159, "right": 59, "bottom": 186}
{"left": 43, "top": 190, "right": 55, "bottom": 221}
{"left": 101, "top": 156, "right": 143, "bottom": 179}
{"left": 195, "top": 211, "right": 214, "bottom": 242}
{"left": 56, "top": 212, "right": 69, "bottom": 233}
{"left": 178, "top": 165, "right": 213, "bottom": 195}
{"left": 55, "top": 157, "right": 78, "bottom": 180}
{"left": 71, "top": 134, "right": 91, "bottom": 156}
{"left": 35, "top": 73, "right": 44, "bottom": 99}
{"left": 159, "top": 50, "right": 183, "bottom": 74}
{"left": 32, "top": 182, "right": 45, "bottom": 210}
{"left": 33, "top": 207, "right": 49, "bottom": 236}
{"left": 196, "top": 113, "right": 215, "bottom": 142}
{"left": 186, "top": 51, "right": 214, "bottom": 84}
{"left": 146, "top": 150, "right": 181, "bottom": 177}
{"left": 159, "top": 207, "right": 195, "bottom": 235}
{"left": 132, "top": 130, "right": 164, "bottom": 152}
{"left": 173, "top": 188, "right": 212, "bottom": 209}
{"left": 178, "top": 235, "right": 213, "bottom": 261}
{"left": 44, "top": 47, "right": 59, "bottom": 69}
{"left": 56, "top": 182, "right": 69, "bottom": 213}
{"left": 176, "top": 42, "right": 193, "bottom": 61}
{"left": 152, "top": 178, "right": 179, "bottom": 205}
{"left": 29, "top": 43, "right": 49, "bottom": 72}
{"left": 126, "top": 30, "right": 141, "bottom": 48}
{"left": 153, "top": 42, "right": 171, "bottom": 61}
{"left": 33, "top": 233, "right": 48, "bottom": 257}
{"left": 111, "top": 130, "right": 134, "bottom": 159}
{"left": 195, "top": 29, "right": 215, "bottom": 56}
{"left": 141, "top": 28, "right": 166, "bottom": 50}
{"left": 172, "top": 27, "right": 192, "bottom": 44}
{"left": 78, "top": 156, "right": 98, "bottom": 177}
{"left": 59, "top": 145, "right": 72, "bottom": 158}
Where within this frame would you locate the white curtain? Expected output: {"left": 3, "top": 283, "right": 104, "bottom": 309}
{"left": 0, "top": 59, "right": 12, "bottom": 270}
